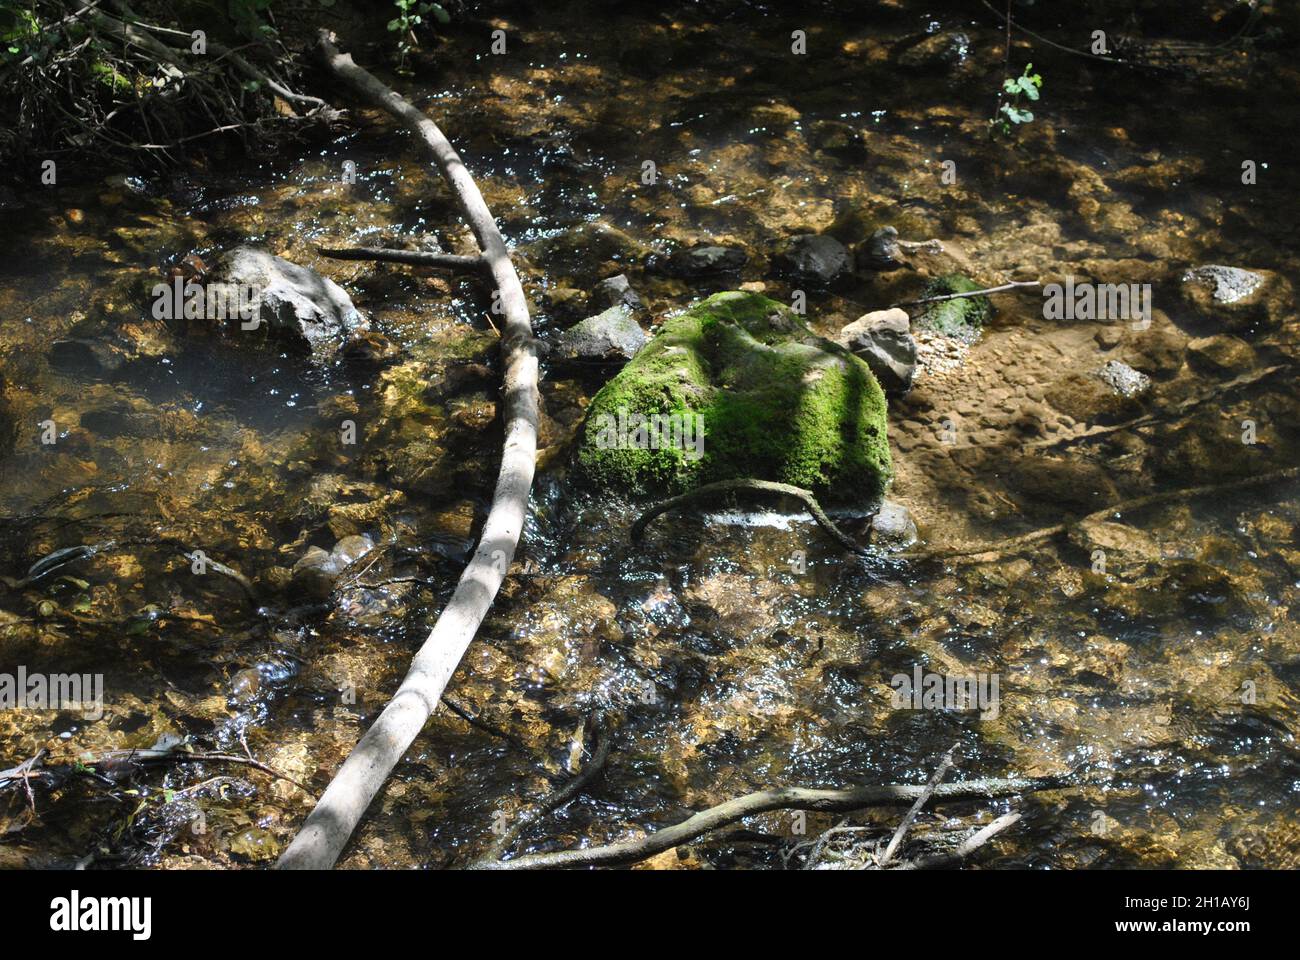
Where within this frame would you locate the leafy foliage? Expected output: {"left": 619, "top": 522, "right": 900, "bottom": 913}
{"left": 991, "top": 62, "right": 1043, "bottom": 136}
{"left": 388, "top": 0, "right": 451, "bottom": 73}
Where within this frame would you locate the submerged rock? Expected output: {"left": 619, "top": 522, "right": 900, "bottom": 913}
{"left": 857, "top": 226, "right": 903, "bottom": 272}
{"left": 1180, "top": 265, "right": 1292, "bottom": 334}
{"left": 836, "top": 308, "right": 917, "bottom": 395}
{"left": 553, "top": 304, "right": 647, "bottom": 365}
{"left": 341, "top": 331, "right": 399, "bottom": 366}
{"left": 576, "top": 291, "right": 891, "bottom": 504}
{"left": 663, "top": 244, "right": 748, "bottom": 278}
{"left": 915, "top": 273, "right": 990, "bottom": 338}
{"left": 896, "top": 31, "right": 971, "bottom": 71}
{"left": 211, "top": 246, "right": 367, "bottom": 355}
{"left": 1096, "top": 359, "right": 1150, "bottom": 398}
{"left": 1187, "top": 335, "right": 1256, "bottom": 376}
{"left": 290, "top": 534, "right": 376, "bottom": 599}
{"left": 774, "top": 234, "right": 851, "bottom": 285}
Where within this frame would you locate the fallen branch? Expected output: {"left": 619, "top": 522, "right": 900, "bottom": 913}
{"left": 276, "top": 31, "right": 539, "bottom": 870}
{"left": 477, "top": 774, "right": 1065, "bottom": 870}
{"left": 318, "top": 245, "right": 488, "bottom": 273}
{"left": 631, "top": 479, "right": 870, "bottom": 556}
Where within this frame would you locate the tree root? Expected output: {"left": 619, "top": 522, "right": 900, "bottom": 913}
{"left": 630, "top": 479, "right": 871, "bottom": 556}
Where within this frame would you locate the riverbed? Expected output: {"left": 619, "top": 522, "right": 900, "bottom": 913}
{"left": 1, "top": 1, "right": 1297, "bottom": 868}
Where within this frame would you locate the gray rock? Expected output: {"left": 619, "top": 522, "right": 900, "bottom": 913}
{"left": 665, "top": 245, "right": 748, "bottom": 278}
{"left": 775, "top": 234, "right": 851, "bottom": 285}
{"left": 1180, "top": 265, "right": 1291, "bottom": 334}
{"left": 331, "top": 534, "right": 376, "bottom": 568}
{"left": 212, "top": 246, "right": 367, "bottom": 355}
{"left": 1096, "top": 359, "right": 1150, "bottom": 398}
{"left": 857, "top": 226, "right": 903, "bottom": 272}
{"left": 593, "top": 274, "right": 647, "bottom": 315}
{"left": 871, "top": 500, "right": 918, "bottom": 550}
{"left": 1182, "top": 265, "right": 1264, "bottom": 305}
{"left": 553, "top": 304, "right": 647, "bottom": 365}
{"left": 837, "top": 308, "right": 917, "bottom": 394}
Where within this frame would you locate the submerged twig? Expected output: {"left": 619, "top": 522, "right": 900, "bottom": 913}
{"left": 476, "top": 719, "right": 613, "bottom": 865}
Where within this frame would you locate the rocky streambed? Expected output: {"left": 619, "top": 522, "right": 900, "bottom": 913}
{"left": 1, "top": 0, "right": 1299, "bottom": 869}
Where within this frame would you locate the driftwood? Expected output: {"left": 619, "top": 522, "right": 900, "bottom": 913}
{"left": 630, "top": 479, "right": 871, "bottom": 556}
{"left": 476, "top": 774, "right": 1065, "bottom": 870}
{"left": 276, "top": 32, "right": 539, "bottom": 869}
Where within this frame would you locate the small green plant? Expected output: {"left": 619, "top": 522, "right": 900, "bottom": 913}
{"left": 389, "top": 0, "right": 451, "bottom": 73}
{"left": 991, "top": 62, "right": 1043, "bottom": 136}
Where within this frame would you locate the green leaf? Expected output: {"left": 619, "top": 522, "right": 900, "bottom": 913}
{"left": 1018, "top": 77, "right": 1040, "bottom": 100}
{"left": 430, "top": 3, "right": 451, "bottom": 25}
{"left": 387, "top": 18, "right": 402, "bottom": 31}
{"left": 1001, "top": 104, "right": 1033, "bottom": 124}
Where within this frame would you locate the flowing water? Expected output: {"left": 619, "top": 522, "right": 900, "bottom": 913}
{"left": 2, "top": 1, "right": 1299, "bottom": 868}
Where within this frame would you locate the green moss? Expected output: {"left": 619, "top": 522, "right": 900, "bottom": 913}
{"left": 917, "top": 273, "right": 990, "bottom": 337}
{"left": 577, "top": 291, "right": 891, "bottom": 504}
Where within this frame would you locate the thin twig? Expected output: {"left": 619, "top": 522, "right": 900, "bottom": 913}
{"left": 478, "top": 720, "right": 613, "bottom": 865}
{"left": 889, "top": 280, "right": 1040, "bottom": 309}
{"left": 631, "top": 479, "right": 870, "bottom": 556}
{"left": 877, "top": 742, "right": 958, "bottom": 867}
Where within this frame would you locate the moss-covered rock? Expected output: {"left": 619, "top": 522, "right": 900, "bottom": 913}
{"left": 576, "top": 291, "right": 891, "bottom": 504}
{"left": 916, "top": 273, "right": 990, "bottom": 337}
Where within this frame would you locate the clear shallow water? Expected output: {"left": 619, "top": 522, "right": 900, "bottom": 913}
{"left": 1, "top": 1, "right": 1298, "bottom": 868}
